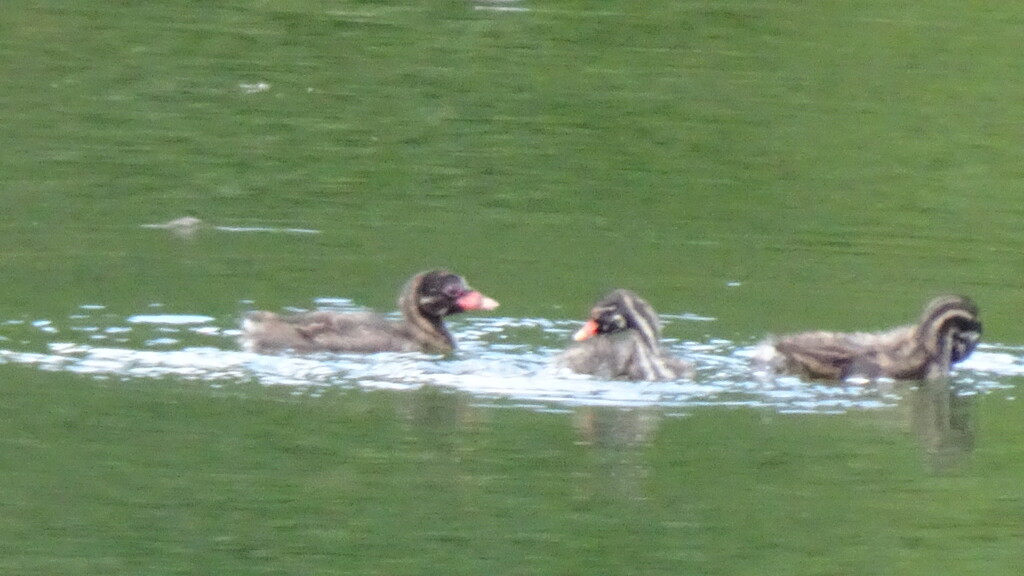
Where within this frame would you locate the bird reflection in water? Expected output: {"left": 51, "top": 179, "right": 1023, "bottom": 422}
{"left": 573, "top": 406, "right": 661, "bottom": 502}
{"left": 908, "top": 378, "right": 976, "bottom": 472}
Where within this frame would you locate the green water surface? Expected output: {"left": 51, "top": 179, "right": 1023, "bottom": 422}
{"left": 2, "top": 0, "right": 1024, "bottom": 573}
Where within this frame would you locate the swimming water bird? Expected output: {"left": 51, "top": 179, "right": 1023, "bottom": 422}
{"left": 754, "top": 295, "right": 982, "bottom": 381}
{"left": 240, "top": 269, "right": 499, "bottom": 355}
{"left": 558, "top": 289, "right": 694, "bottom": 381}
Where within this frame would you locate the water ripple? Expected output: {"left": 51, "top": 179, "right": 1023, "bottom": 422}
{"left": 0, "top": 310, "right": 1015, "bottom": 413}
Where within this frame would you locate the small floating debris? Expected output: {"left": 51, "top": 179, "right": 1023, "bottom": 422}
{"left": 473, "top": 0, "right": 529, "bottom": 12}
{"left": 140, "top": 216, "right": 203, "bottom": 238}
{"left": 141, "top": 218, "right": 321, "bottom": 236}
{"left": 239, "top": 82, "right": 271, "bottom": 94}
{"left": 141, "top": 216, "right": 202, "bottom": 230}
{"left": 474, "top": 5, "right": 529, "bottom": 11}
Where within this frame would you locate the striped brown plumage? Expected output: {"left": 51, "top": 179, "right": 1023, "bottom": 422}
{"left": 756, "top": 295, "right": 982, "bottom": 381}
{"left": 558, "top": 289, "right": 694, "bottom": 381}
{"left": 239, "top": 270, "right": 499, "bottom": 355}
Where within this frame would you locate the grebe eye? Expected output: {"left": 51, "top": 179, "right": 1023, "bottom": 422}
{"left": 442, "top": 283, "right": 464, "bottom": 299}
{"left": 595, "top": 311, "right": 625, "bottom": 333}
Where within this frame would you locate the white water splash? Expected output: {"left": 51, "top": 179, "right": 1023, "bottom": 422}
{"left": 0, "top": 308, "right": 1014, "bottom": 413}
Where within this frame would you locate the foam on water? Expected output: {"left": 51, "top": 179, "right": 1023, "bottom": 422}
{"left": 0, "top": 307, "right": 1015, "bottom": 413}
{"left": 126, "top": 314, "right": 218, "bottom": 325}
